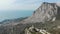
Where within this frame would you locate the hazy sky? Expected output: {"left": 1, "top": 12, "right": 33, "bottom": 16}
{"left": 0, "top": 0, "right": 60, "bottom": 11}
{"left": 0, "top": 0, "right": 41, "bottom": 10}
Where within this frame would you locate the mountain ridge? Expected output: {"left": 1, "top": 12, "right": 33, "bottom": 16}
{"left": 20, "top": 2, "right": 58, "bottom": 24}
{"left": 0, "top": 2, "right": 60, "bottom": 34}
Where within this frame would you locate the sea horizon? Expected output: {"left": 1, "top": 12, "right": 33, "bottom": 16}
{"left": 0, "top": 10, "right": 34, "bottom": 22}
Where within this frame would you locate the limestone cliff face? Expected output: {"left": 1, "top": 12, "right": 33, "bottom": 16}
{"left": 22, "top": 2, "right": 58, "bottom": 23}
{"left": 0, "top": 2, "right": 60, "bottom": 34}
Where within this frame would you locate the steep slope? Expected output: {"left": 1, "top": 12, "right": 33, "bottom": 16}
{"left": 21, "top": 2, "right": 58, "bottom": 24}
{"left": 0, "top": 17, "right": 28, "bottom": 27}
{"left": 0, "top": 2, "right": 60, "bottom": 34}
{"left": 13, "top": 2, "right": 60, "bottom": 34}
{"left": 0, "top": 17, "right": 28, "bottom": 24}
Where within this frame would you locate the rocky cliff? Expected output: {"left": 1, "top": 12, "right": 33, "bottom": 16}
{"left": 0, "top": 2, "right": 60, "bottom": 34}
{"left": 21, "top": 2, "right": 58, "bottom": 24}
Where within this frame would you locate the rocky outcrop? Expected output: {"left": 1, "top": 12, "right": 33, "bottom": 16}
{"left": 21, "top": 2, "right": 59, "bottom": 24}
{"left": 0, "top": 2, "right": 60, "bottom": 34}
{"left": 25, "top": 25, "right": 51, "bottom": 34}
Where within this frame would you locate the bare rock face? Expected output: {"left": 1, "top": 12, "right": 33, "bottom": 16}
{"left": 0, "top": 2, "right": 60, "bottom": 34}
{"left": 22, "top": 2, "right": 58, "bottom": 23}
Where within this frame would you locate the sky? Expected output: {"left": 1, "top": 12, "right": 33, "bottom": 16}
{"left": 0, "top": 0, "right": 60, "bottom": 10}
{"left": 0, "top": 0, "right": 40, "bottom": 10}
{"left": 0, "top": 0, "right": 60, "bottom": 21}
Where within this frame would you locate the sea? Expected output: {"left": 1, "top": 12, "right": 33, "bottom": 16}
{"left": 0, "top": 10, "right": 34, "bottom": 21}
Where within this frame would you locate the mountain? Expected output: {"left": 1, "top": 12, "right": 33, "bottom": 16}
{"left": 0, "top": 17, "right": 28, "bottom": 24}
{"left": 20, "top": 2, "right": 58, "bottom": 24}
{"left": 0, "top": 2, "right": 60, "bottom": 34}
{"left": 0, "top": 17, "right": 28, "bottom": 27}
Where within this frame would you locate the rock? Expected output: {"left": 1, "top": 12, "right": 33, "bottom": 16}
{"left": 21, "top": 2, "right": 59, "bottom": 24}
{"left": 0, "top": 2, "right": 60, "bottom": 34}
{"left": 25, "top": 25, "right": 51, "bottom": 34}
